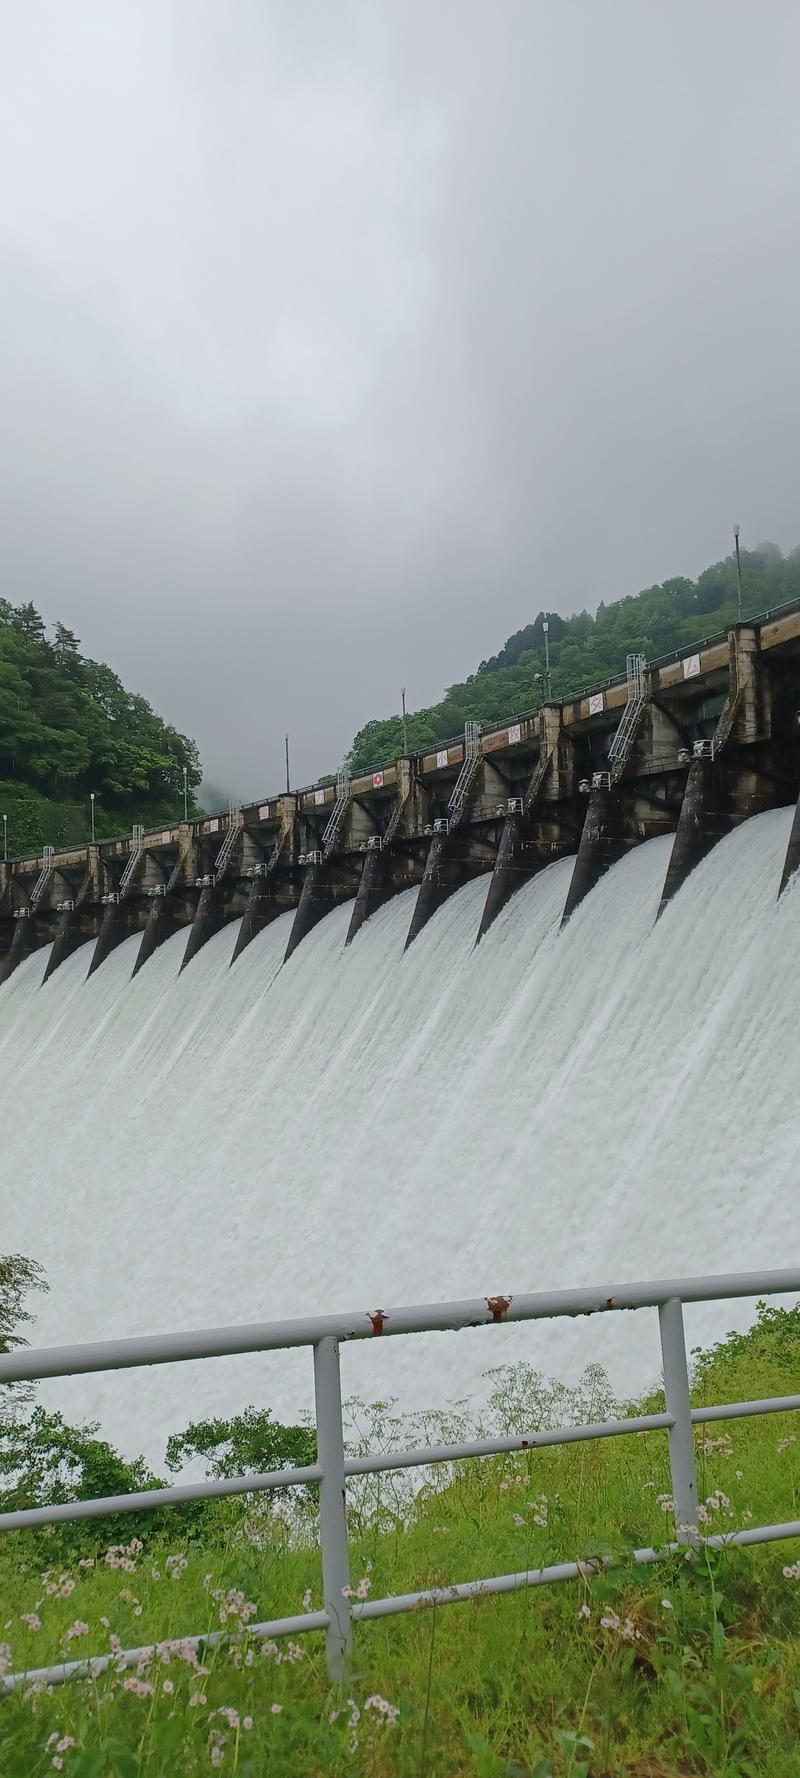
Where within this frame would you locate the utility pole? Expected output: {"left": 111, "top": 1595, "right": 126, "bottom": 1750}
{"left": 733, "top": 524, "right": 742, "bottom": 624}
{"left": 90, "top": 792, "right": 96, "bottom": 843}
{"left": 401, "top": 687, "right": 408, "bottom": 754}
{"left": 543, "top": 620, "right": 552, "bottom": 701}
{"left": 182, "top": 765, "right": 188, "bottom": 822}
{"left": 2, "top": 813, "right": 6, "bottom": 863}
{"left": 285, "top": 734, "right": 290, "bottom": 794}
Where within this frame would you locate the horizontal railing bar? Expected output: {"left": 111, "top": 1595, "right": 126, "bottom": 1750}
{"left": 0, "top": 1610, "right": 331, "bottom": 1694}
{"left": 344, "top": 1413, "right": 674, "bottom": 1477}
{"left": 691, "top": 1394, "right": 800, "bottom": 1425}
{"left": 0, "top": 1416, "right": 673, "bottom": 1536}
{"left": 0, "top": 1462, "right": 324, "bottom": 1534}
{"left": 7, "top": 1518, "right": 800, "bottom": 1694}
{"left": 4, "top": 1392, "right": 797, "bottom": 1541}
{"left": 2, "top": 1268, "right": 798, "bottom": 1384}
{"left": 351, "top": 1518, "right": 800, "bottom": 1622}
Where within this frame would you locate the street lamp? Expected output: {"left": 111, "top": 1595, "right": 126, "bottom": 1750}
{"left": 183, "top": 765, "right": 188, "bottom": 822}
{"left": 90, "top": 792, "right": 96, "bottom": 843}
{"left": 2, "top": 814, "right": 6, "bottom": 863}
{"left": 733, "top": 524, "right": 742, "bottom": 624}
{"left": 401, "top": 686, "right": 408, "bottom": 755}
{"left": 542, "top": 620, "right": 552, "bottom": 701}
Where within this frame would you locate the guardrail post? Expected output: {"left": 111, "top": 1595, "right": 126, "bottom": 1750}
{"left": 313, "top": 1336, "right": 352, "bottom": 1679}
{"left": 658, "top": 1296, "right": 698, "bottom": 1540}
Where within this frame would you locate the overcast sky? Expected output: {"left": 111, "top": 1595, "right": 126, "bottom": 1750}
{"left": 0, "top": 2, "right": 798, "bottom": 796}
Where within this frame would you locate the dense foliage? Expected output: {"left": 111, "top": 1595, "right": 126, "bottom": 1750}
{"left": 0, "top": 602, "right": 202, "bottom": 855}
{"left": 349, "top": 541, "right": 800, "bottom": 772}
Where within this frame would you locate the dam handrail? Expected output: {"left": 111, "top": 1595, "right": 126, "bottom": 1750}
{"left": 1, "top": 1263, "right": 799, "bottom": 1689}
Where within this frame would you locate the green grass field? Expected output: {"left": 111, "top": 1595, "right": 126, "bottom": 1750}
{"left": 1, "top": 1306, "right": 800, "bottom": 1777}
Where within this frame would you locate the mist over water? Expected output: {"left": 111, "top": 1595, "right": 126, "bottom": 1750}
{"left": 1, "top": 807, "right": 798, "bottom": 1463}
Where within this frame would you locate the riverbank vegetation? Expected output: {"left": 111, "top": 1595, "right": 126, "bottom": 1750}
{"left": 1, "top": 1258, "right": 800, "bottom": 1774}
{"left": 0, "top": 603, "right": 202, "bottom": 856}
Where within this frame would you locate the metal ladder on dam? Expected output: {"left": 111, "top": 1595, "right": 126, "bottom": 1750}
{"left": 118, "top": 825, "right": 145, "bottom": 897}
{"left": 214, "top": 804, "right": 243, "bottom": 880}
{"left": 29, "top": 845, "right": 55, "bottom": 911}
{"left": 322, "top": 766, "right": 351, "bottom": 857}
{"left": 448, "top": 720, "right": 482, "bottom": 826}
{"left": 607, "top": 653, "right": 647, "bottom": 778}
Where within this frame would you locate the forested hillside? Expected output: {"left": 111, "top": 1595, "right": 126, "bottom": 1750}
{"left": 349, "top": 542, "right": 800, "bottom": 772}
{"left": 0, "top": 601, "right": 202, "bottom": 856}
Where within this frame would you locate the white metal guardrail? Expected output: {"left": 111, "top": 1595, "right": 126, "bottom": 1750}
{"left": 1, "top": 1267, "right": 799, "bottom": 1690}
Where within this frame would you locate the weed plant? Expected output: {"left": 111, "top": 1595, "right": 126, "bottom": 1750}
{"left": 0, "top": 1307, "right": 799, "bottom": 1775}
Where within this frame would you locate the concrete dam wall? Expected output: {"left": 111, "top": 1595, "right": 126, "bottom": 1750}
{"left": 4, "top": 603, "right": 800, "bottom": 988}
{"left": 2, "top": 607, "right": 800, "bottom": 1461}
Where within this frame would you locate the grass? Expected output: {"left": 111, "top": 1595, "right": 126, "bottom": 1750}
{"left": 1, "top": 1308, "right": 800, "bottom": 1776}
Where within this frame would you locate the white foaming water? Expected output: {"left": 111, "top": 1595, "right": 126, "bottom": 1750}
{"left": 1, "top": 807, "right": 798, "bottom": 1463}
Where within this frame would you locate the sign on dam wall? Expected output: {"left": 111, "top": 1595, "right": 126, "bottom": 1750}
{"left": 0, "top": 804, "right": 798, "bottom": 1464}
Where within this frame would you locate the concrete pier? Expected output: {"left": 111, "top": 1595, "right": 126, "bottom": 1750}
{"left": 658, "top": 757, "right": 732, "bottom": 913}
{"left": 561, "top": 782, "right": 633, "bottom": 924}
{"left": 476, "top": 809, "right": 555, "bottom": 942}
{"left": 345, "top": 845, "right": 398, "bottom": 946}
{"left": 87, "top": 899, "right": 148, "bottom": 978}
{"left": 133, "top": 893, "right": 187, "bottom": 977}
{"left": 284, "top": 857, "right": 360, "bottom": 964}
{"left": 180, "top": 883, "right": 227, "bottom": 972}
{"left": 779, "top": 791, "right": 800, "bottom": 897}
{"left": 0, "top": 916, "right": 38, "bottom": 985}
{"left": 230, "top": 874, "right": 282, "bottom": 964}
{"left": 404, "top": 827, "right": 496, "bottom": 950}
{"left": 42, "top": 900, "right": 101, "bottom": 984}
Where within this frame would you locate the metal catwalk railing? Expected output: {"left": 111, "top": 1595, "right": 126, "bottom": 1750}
{"left": 1, "top": 1266, "right": 799, "bottom": 1690}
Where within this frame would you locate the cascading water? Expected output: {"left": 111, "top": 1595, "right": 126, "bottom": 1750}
{"left": 1, "top": 805, "right": 798, "bottom": 1464}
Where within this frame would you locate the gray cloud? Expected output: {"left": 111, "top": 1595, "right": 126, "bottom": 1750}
{"left": 0, "top": 0, "right": 798, "bottom": 794}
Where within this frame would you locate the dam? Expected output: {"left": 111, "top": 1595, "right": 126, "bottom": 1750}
{"left": 2, "top": 606, "right": 800, "bottom": 1462}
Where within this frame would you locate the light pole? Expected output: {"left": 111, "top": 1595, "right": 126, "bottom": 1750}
{"left": 543, "top": 620, "right": 551, "bottom": 701}
{"left": 2, "top": 814, "right": 6, "bottom": 863}
{"left": 733, "top": 524, "right": 742, "bottom": 624}
{"left": 285, "top": 735, "right": 290, "bottom": 795}
{"left": 90, "top": 792, "right": 95, "bottom": 843}
{"left": 401, "top": 687, "right": 408, "bottom": 754}
{"left": 183, "top": 766, "right": 188, "bottom": 822}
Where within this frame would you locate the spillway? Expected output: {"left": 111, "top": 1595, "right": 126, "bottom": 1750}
{"left": 1, "top": 806, "right": 798, "bottom": 1465}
